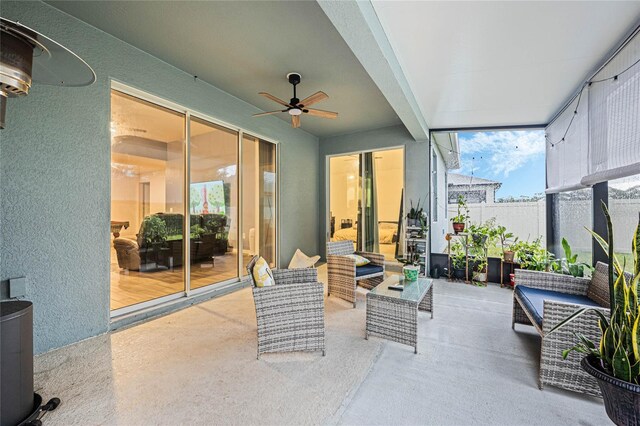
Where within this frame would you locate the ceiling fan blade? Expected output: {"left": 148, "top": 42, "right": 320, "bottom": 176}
{"left": 304, "top": 108, "right": 338, "bottom": 119}
{"left": 253, "top": 110, "right": 286, "bottom": 117}
{"left": 259, "top": 92, "right": 291, "bottom": 107}
{"left": 299, "top": 91, "right": 328, "bottom": 107}
{"left": 291, "top": 115, "right": 301, "bottom": 128}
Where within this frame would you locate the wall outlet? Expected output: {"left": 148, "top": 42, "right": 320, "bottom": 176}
{"left": 9, "top": 277, "right": 27, "bottom": 298}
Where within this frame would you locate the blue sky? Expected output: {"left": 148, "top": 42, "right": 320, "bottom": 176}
{"left": 456, "top": 130, "right": 546, "bottom": 199}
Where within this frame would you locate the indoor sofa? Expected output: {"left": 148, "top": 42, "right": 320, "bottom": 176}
{"left": 113, "top": 212, "right": 229, "bottom": 271}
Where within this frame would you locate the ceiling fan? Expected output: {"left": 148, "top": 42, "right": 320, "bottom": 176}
{"left": 253, "top": 73, "right": 338, "bottom": 128}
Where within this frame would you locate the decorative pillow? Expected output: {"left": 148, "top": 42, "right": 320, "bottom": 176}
{"left": 288, "top": 249, "right": 321, "bottom": 269}
{"left": 345, "top": 254, "right": 370, "bottom": 266}
{"left": 252, "top": 256, "right": 275, "bottom": 288}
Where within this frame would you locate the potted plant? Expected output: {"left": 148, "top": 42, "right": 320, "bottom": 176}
{"left": 550, "top": 202, "right": 640, "bottom": 426}
{"left": 496, "top": 225, "right": 516, "bottom": 262}
{"left": 407, "top": 198, "right": 424, "bottom": 228}
{"left": 450, "top": 195, "right": 469, "bottom": 234}
{"left": 472, "top": 258, "right": 488, "bottom": 283}
{"left": 450, "top": 242, "right": 466, "bottom": 279}
{"left": 557, "top": 237, "right": 592, "bottom": 278}
{"left": 141, "top": 215, "right": 168, "bottom": 246}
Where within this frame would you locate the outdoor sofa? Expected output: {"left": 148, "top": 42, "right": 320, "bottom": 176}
{"left": 513, "top": 262, "right": 632, "bottom": 396}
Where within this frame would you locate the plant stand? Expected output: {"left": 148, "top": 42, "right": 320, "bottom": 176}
{"left": 500, "top": 259, "right": 515, "bottom": 288}
{"left": 447, "top": 232, "right": 469, "bottom": 284}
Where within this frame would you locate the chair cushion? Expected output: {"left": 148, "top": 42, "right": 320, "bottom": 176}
{"left": 356, "top": 264, "right": 384, "bottom": 277}
{"left": 515, "top": 285, "right": 602, "bottom": 327}
{"left": 346, "top": 254, "right": 370, "bottom": 267}
{"left": 252, "top": 256, "right": 274, "bottom": 288}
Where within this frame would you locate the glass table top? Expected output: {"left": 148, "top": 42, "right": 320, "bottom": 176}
{"left": 369, "top": 275, "right": 433, "bottom": 302}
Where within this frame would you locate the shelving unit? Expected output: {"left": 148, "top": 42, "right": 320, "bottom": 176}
{"left": 405, "top": 225, "right": 428, "bottom": 277}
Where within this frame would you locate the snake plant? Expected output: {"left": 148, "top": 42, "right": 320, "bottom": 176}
{"left": 549, "top": 201, "right": 640, "bottom": 384}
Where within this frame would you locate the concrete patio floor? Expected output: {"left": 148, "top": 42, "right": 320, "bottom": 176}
{"left": 33, "top": 266, "right": 609, "bottom": 425}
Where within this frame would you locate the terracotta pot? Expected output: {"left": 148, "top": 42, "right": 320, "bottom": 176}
{"left": 582, "top": 355, "right": 640, "bottom": 426}
{"left": 452, "top": 222, "right": 465, "bottom": 234}
{"left": 503, "top": 251, "right": 515, "bottom": 263}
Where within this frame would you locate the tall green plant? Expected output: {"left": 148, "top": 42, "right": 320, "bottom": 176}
{"left": 549, "top": 202, "right": 640, "bottom": 384}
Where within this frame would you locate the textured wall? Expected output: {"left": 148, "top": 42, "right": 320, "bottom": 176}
{"left": 318, "top": 125, "right": 429, "bottom": 256}
{"left": 0, "top": 1, "right": 320, "bottom": 353}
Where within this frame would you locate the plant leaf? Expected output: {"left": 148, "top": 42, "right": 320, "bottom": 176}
{"left": 548, "top": 308, "right": 587, "bottom": 334}
{"left": 612, "top": 340, "right": 633, "bottom": 382}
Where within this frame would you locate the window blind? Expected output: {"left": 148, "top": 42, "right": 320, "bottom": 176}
{"left": 581, "top": 32, "right": 640, "bottom": 186}
{"left": 546, "top": 29, "right": 640, "bottom": 193}
{"left": 545, "top": 90, "right": 590, "bottom": 194}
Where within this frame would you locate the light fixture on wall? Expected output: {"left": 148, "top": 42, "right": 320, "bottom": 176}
{"left": 0, "top": 17, "right": 95, "bottom": 129}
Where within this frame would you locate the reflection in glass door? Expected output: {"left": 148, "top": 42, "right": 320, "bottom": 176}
{"left": 189, "top": 118, "right": 239, "bottom": 289}
{"left": 329, "top": 154, "right": 362, "bottom": 252}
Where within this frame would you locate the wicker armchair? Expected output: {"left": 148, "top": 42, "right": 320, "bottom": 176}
{"left": 326, "top": 241, "right": 385, "bottom": 308}
{"left": 513, "top": 262, "right": 632, "bottom": 397}
{"left": 246, "top": 256, "right": 325, "bottom": 359}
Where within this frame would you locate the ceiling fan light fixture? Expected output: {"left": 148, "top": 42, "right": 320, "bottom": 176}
{"left": 288, "top": 108, "right": 302, "bottom": 116}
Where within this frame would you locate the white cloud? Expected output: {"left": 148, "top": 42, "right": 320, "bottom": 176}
{"left": 457, "top": 130, "right": 545, "bottom": 177}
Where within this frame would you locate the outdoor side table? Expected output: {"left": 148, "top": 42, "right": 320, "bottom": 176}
{"left": 365, "top": 275, "right": 434, "bottom": 354}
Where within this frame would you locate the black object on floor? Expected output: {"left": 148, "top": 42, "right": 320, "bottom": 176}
{"left": 1, "top": 301, "right": 60, "bottom": 426}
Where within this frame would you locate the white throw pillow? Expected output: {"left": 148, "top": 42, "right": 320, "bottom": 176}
{"left": 288, "top": 249, "right": 320, "bottom": 269}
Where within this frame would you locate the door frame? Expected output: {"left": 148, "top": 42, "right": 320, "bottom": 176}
{"left": 325, "top": 145, "right": 406, "bottom": 258}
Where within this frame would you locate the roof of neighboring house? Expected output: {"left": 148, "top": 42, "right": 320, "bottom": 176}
{"left": 448, "top": 173, "right": 502, "bottom": 188}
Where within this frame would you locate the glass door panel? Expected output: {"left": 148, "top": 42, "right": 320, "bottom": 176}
{"left": 241, "top": 135, "right": 277, "bottom": 274}
{"left": 370, "top": 149, "right": 404, "bottom": 260}
{"left": 110, "top": 90, "right": 185, "bottom": 311}
{"left": 189, "top": 117, "right": 238, "bottom": 289}
{"left": 329, "top": 154, "right": 361, "bottom": 252}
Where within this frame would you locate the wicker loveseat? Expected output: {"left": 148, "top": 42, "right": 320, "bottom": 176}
{"left": 326, "top": 240, "right": 385, "bottom": 308}
{"left": 246, "top": 256, "right": 325, "bottom": 359}
{"left": 513, "top": 262, "right": 632, "bottom": 396}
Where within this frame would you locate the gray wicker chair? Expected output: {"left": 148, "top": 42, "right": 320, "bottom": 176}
{"left": 513, "top": 262, "right": 632, "bottom": 397}
{"left": 326, "top": 240, "right": 385, "bottom": 308}
{"left": 246, "top": 256, "right": 325, "bottom": 359}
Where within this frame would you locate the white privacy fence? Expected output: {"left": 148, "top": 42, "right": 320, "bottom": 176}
{"left": 447, "top": 199, "right": 639, "bottom": 254}
{"left": 448, "top": 200, "right": 546, "bottom": 246}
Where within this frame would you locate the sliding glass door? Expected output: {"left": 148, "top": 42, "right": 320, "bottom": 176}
{"left": 189, "top": 118, "right": 238, "bottom": 289}
{"left": 328, "top": 148, "right": 404, "bottom": 260}
{"left": 241, "top": 134, "right": 277, "bottom": 274}
{"left": 110, "top": 85, "right": 278, "bottom": 314}
{"left": 329, "top": 154, "right": 362, "bottom": 252}
{"left": 110, "top": 90, "right": 186, "bottom": 311}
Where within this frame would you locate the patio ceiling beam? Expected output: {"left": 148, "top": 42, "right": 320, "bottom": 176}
{"left": 317, "top": 0, "right": 429, "bottom": 142}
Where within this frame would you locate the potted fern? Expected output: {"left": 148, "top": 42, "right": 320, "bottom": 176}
{"left": 550, "top": 203, "right": 640, "bottom": 426}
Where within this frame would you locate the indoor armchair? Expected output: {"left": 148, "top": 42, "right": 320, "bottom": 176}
{"left": 246, "top": 256, "right": 325, "bottom": 359}
{"left": 326, "top": 240, "right": 385, "bottom": 308}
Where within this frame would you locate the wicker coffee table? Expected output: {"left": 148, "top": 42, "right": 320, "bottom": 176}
{"left": 365, "top": 275, "right": 434, "bottom": 353}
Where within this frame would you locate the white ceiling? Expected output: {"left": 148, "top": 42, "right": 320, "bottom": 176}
{"left": 47, "top": 1, "right": 401, "bottom": 138}
{"left": 372, "top": 1, "right": 640, "bottom": 129}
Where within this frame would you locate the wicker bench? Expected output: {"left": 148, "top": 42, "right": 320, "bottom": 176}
{"left": 513, "top": 262, "right": 632, "bottom": 397}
